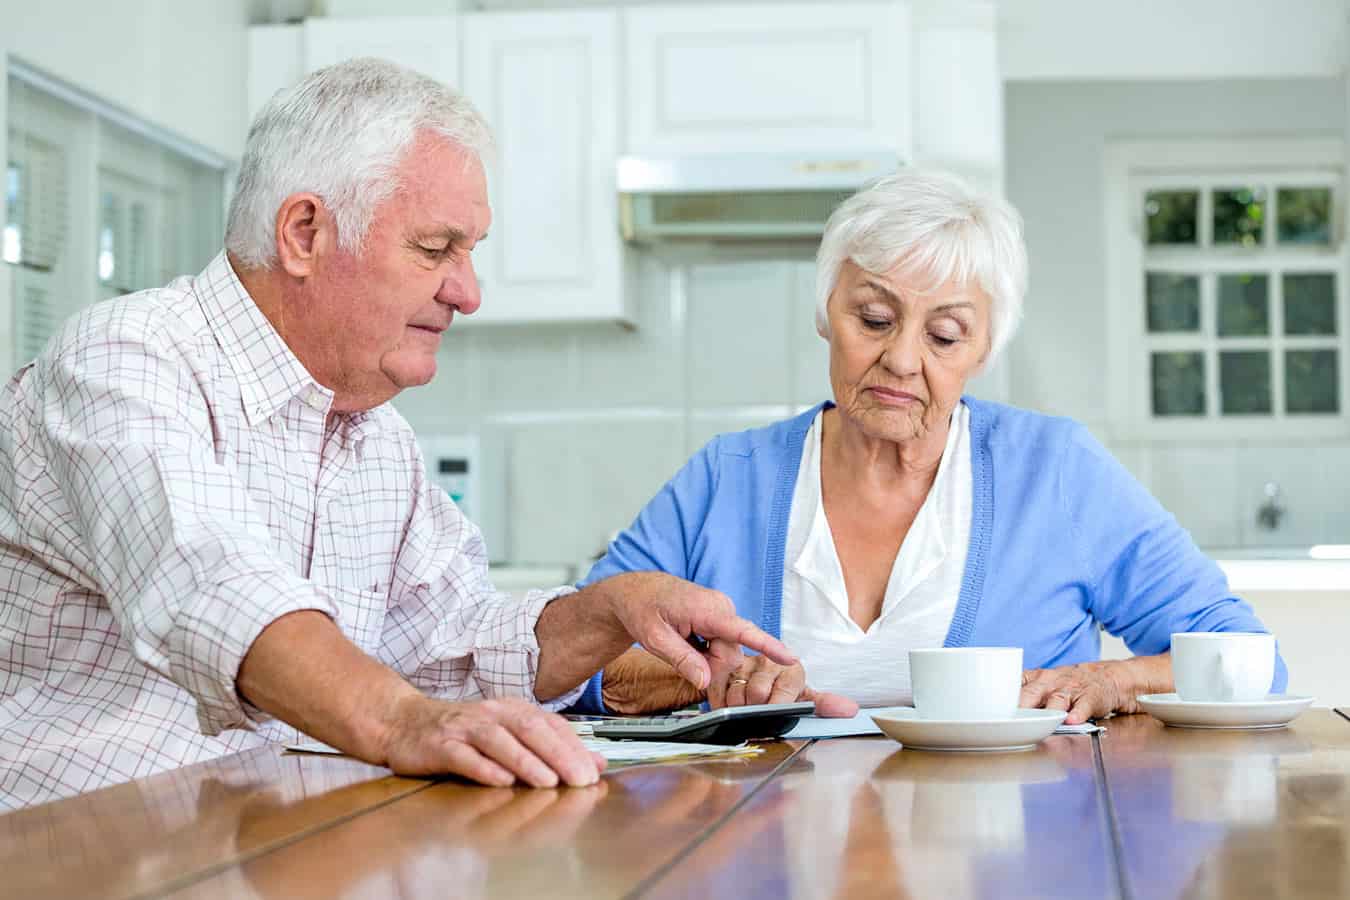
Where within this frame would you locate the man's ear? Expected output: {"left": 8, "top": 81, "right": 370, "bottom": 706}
{"left": 273, "top": 193, "right": 334, "bottom": 278}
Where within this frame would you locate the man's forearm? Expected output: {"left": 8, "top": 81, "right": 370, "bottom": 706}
{"left": 236, "top": 609, "right": 418, "bottom": 761}
{"left": 532, "top": 579, "right": 634, "bottom": 702}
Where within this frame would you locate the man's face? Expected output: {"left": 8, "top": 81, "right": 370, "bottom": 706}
{"left": 304, "top": 132, "right": 490, "bottom": 411}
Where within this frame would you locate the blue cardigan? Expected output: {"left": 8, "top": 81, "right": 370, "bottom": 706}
{"left": 571, "top": 398, "right": 1287, "bottom": 713}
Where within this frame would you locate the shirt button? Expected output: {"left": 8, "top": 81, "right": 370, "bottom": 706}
{"left": 305, "top": 391, "right": 326, "bottom": 411}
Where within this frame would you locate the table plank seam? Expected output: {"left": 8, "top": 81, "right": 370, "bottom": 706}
{"left": 624, "top": 739, "right": 817, "bottom": 900}
{"left": 1093, "top": 732, "right": 1135, "bottom": 900}
{"left": 130, "top": 776, "right": 441, "bottom": 900}
{"left": 1334, "top": 708, "right": 1350, "bottom": 726}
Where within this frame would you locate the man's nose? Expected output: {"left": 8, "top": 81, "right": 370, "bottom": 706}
{"left": 439, "top": 262, "right": 482, "bottom": 316}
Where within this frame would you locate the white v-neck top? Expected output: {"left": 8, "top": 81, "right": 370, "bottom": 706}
{"left": 780, "top": 403, "right": 972, "bottom": 707}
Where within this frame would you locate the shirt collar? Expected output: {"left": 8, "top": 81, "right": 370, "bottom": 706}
{"left": 192, "top": 252, "right": 384, "bottom": 438}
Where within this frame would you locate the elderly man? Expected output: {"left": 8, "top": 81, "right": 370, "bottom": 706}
{"left": 0, "top": 58, "right": 792, "bottom": 809}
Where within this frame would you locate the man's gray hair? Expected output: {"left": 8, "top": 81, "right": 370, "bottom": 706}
{"left": 224, "top": 57, "right": 493, "bottom": 269}
{"left": 815, "top": 169, "right": 1028, "bottom": 364}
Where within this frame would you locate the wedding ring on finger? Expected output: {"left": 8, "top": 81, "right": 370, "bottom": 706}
{"left": 728, "top": 677, "right": 750, "bottom": 686}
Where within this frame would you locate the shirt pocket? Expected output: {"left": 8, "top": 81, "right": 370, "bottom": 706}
{"left": 329, "top": 585, "right": 389, "bottom": 656}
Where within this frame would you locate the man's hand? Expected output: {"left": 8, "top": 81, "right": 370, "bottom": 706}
{"left": 534, "top": 571, "right": 797, "bottom": 702}
{"left": 601, "top": 571, "right": 797, "bottom": 692}
{"left": 378, "top": 694, "right": 605, "bottom": 788}
{"left": 707, "top": 655, "right": 858, "bottom": 718}
{"left": 237, "top": 610, "right": 603, "bottom": 789}
{"left": 1019, "top": 653, "right": 1173, "bottom": 725}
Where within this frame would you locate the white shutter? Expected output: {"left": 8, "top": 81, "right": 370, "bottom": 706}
{"left": 18, "top": 284, "right": 55, "bottom": 362}
{"left": 5, "top": 131, "right": 67, "bottom": 271}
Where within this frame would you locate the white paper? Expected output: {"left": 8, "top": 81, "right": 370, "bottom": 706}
{"left": 580, "top": 737, "right": 759, "bottom": 763}
{"left": 286, "top": 737, "right": 760, "bottom": 764}
{"left": 783, "top": 711, "right": 1106, "bottom": 740}
{"left": 784, "top": 711, "right": 884, "bottom": 739}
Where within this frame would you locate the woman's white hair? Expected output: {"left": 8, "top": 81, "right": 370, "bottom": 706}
{"left": 815, "top": 169, "right": 1028, "bottom": 364}
{"left": 224, "top": 57, "right": 492, "bottom": 269}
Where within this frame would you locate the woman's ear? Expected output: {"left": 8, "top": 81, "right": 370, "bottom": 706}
{"left": 273, "top": 193, "right": 334, "bottom": 278}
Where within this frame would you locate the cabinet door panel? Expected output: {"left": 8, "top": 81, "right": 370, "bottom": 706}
{"left": 462, "top": 11, "right": 624, "bottom": 324}
{"left": 303, "top": 16, "right": 459, "bottom": 85}
{"left": 624, "top": 2, "right": 910, "bottom": 155}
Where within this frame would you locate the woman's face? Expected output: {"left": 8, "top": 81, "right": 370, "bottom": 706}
{"left": 825, "top": 260, "right": 992, "bottom": 444}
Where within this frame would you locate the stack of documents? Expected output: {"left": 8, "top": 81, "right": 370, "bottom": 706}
{"left": 581, "top": 736, "right": 762, "bottom": 768}
{"left": 285, "top": 736, "right": 763, "bottom": 769}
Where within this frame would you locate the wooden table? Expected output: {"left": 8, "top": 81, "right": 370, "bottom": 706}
{"left": 6, "top": 711, "right": 1350, "bottom": 899}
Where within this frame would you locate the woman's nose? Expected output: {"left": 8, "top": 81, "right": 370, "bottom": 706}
{"left": 881, "top": 327, "right": 923, "bottom": 375}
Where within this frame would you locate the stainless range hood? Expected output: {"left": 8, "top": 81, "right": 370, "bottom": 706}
{"left": 617, "top": 151, "right": 899, "bottom": 242}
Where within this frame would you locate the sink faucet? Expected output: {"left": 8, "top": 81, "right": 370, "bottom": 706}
{"left": 1256, "top": 481, "right": 1285, "bottom": 531}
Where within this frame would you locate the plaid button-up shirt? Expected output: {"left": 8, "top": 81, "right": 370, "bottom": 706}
{"left": 0, "top": 252, "right": 577, "bottom": 809}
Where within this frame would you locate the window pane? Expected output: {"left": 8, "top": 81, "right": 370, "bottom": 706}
{"left": 1217, "top": 274, "right": 1269, "bottom": 336}
{"left": 1286, "top": 350, "right": 1339, "bottom": 414}
{"left": 1152, "top": 351, "right": 1206, "bottom": 416}
{"left": 1146, "top": 273, "right": 1200, "bottom": 332}
{"left": 1220, "top": 351, "right": 1271, "bottom": 414}
{"left": 98, "top": 192, "right": 118, "bottom": 284}
{"left": 1278, "top": 187, "right": 1332, "bottom": 245}
{"left": 1145, "top": 190, "right": 1198, "bottom": 245}
{"left": 1284, "top": 273, "right": 1337, "bottom": 336}
{"left": 1213, "top": 187, "right": 1266, "bottom": 246}
{"left": 3, "top": 162, "right": 19, "bottom": 264}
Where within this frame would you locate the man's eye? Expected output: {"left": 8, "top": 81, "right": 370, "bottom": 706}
{"left": 420, "top": 245, "right": 450, "bottom": 257}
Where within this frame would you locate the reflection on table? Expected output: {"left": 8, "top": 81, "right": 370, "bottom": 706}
{"left": 1103, "top": 710, "right": 1350, "bottom": 900}
{"left": 7, "top": 711, "right": 1350, "bottom": 899}
{"left": 647, "top": 733, "right": 1113, "bottom": 900}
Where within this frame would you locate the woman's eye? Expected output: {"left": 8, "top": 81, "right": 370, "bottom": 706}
{"left": 861, "top": 317, "right": 891, "bottom": 331}
{"left": 930, "top": 333, "right": 958, "bottom": 347}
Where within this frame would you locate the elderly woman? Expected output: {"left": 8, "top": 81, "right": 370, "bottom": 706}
{"left": 570, "top": 169, "right": 1287, "bottom": 725}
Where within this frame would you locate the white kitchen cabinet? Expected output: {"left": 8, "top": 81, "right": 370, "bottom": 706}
{"left": 246, "top": 19, "right": 458, "bottom": 121}
{"left": 461, "top": 10, "right": 628, "bottom": 325}
{"left": 302, "top": 16, "right": 459, "bottom": 85}
{"left": 911, "top": 1, "right": 1001, "bottom": 178}
{"left": 622, "top": 2, "right": 911, "bottom": 156}
{"left": 247, "top": 24, "right": 303, "bottom": 123}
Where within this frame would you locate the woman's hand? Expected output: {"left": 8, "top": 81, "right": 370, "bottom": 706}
{"left": 1019, "top": 654, "right": 1172, "bottom": 725}
{"left": 707, "top": 655, "right": 859, "bottom": 718}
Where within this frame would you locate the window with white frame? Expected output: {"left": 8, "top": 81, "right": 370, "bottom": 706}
{"left": 4, "top": 63, "right": 228, "bottom": 368}
{"left": 1106, "top": 139, "right": 1347, "bottom": 438}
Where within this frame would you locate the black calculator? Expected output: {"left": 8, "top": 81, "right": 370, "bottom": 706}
{"left": 591, "top": 701, "right": 816, "bottom": 744}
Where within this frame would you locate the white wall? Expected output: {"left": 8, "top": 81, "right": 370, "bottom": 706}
{"left": 0, "top": 1, "right": 252, "bottom": 159}
{"left": 393, "top": 245, "right": 836, "bottom": 568}
{"left": 1000, "top": 0, "right": 1347, "bottom": 82}
{"left": 1004, "top": 78, "right": 1349, "bottom": 548}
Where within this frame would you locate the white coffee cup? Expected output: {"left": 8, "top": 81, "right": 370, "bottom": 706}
{"left": 909, "top": 647, "right": 1023, "bottom": 720}
{"left": 1171, "top": 632, "right": 1276, "bottom": 703}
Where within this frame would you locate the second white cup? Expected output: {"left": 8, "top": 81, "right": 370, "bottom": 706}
{"left": 1171, "top": 632, "right": 1276, "bottom": 702}
{"left": 909, "top": 647, "right": 1023, "bottom": 720}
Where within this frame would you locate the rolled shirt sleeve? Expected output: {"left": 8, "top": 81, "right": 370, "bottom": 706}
{"left": 375, "top": 443, "right": 585, "bottom": 711}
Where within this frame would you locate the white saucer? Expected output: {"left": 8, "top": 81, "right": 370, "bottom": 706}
{"left": 869, "top": 708, "right": 1068, "bottom": 752}
{"left": 1136, "top": 693, "right": 1314, "bottom": 730}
